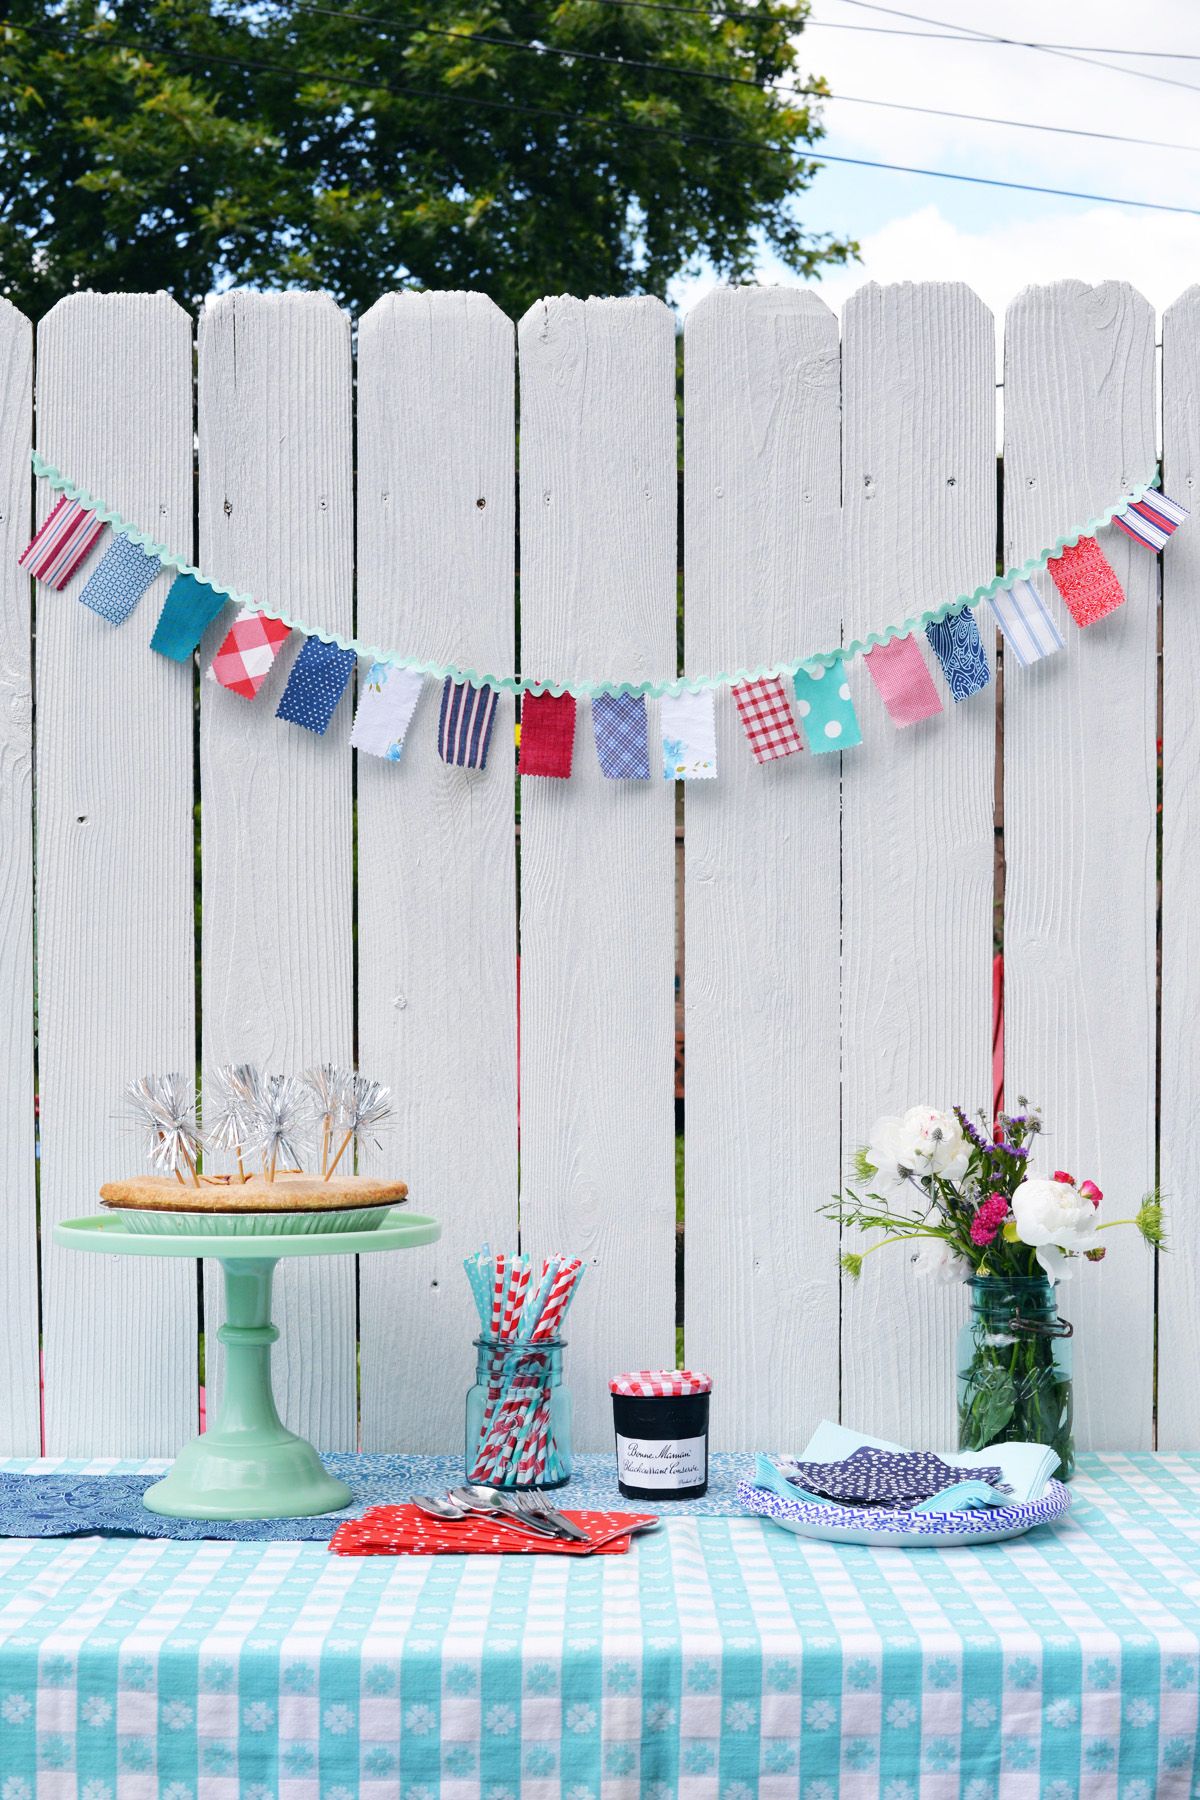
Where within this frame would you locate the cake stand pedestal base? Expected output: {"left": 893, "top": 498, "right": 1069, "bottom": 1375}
{"left": 143, "top": 1258, "right": 353, "bottom": 1520}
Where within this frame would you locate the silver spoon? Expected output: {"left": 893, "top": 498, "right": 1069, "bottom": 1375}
{"left": 447, "top": 1485, "right": 562, "bottom": 1536}
{"left": 411, "top": 1493, "right": 469, "bottom": 1520}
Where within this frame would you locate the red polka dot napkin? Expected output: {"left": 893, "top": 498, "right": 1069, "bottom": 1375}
{"left": 329, "top": 1504, "right": 655, "bottom": 1557}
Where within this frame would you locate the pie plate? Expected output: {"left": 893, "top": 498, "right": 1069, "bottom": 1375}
{"left": 737, "top": 1477, "right": 1071, "bottom": 1548}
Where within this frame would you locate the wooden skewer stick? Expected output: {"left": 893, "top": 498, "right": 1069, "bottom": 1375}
{"left": 324, "top": 1128, "right": 354, "bottom": 1180}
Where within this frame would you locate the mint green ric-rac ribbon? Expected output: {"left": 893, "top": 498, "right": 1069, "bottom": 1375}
{"left": 31, "top": 450, "right": 1159, "bottom": 699}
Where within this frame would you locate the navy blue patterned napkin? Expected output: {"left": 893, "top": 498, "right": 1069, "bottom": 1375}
{"left": 783, "top": 1446, "right": 1008, "bottom": 1508}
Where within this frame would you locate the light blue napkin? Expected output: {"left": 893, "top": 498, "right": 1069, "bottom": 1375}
{"left": 758, "top": 1420, "right": 1060, "bottom": 1515}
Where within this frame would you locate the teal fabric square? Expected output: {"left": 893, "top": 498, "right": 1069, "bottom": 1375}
{"left": 150, "top": 573, "right": 229, "bottom": 661}
{"left": 793, "top": 663, "right": 863, "bottom": 753}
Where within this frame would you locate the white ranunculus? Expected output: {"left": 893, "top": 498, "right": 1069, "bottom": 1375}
{"left": 1011, "top": 1175, "right": 1101, "bottom": 1282}
{"left": 911, "top": 1238, "right": 971, "bottom": 1285}
{"left": 866, "top": 1106, "right": 968, "bottom": 1189}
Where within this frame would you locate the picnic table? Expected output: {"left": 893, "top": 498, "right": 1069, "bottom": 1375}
{"left": 0, "top": 1452, "right": 1197, "bottom": 1796}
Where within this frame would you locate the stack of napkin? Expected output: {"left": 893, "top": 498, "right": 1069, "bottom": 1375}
{"left": 330, "top": 1505, "right": 655, "bottom": 1556}
{"left": 757, "top": 1420, "right": 1061, "bottom": 1515}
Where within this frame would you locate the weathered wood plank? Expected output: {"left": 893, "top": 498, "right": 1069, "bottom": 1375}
{"left": 1153, "top": 289, "right": 1195, "bottom": 1447}
{"left": 356, "top": 291, "right": 518, "bottom": 1451}
{"left": 682, "top": 285, "right": 842, "bottom": 1450}
{"left": 0, "top": 299, "right": 39, "bottom": 1453}
{"left": 840, "top": 282, "right": 997, "bottom": 1444}
{"left": 197, "top": 292, "right": 356, "bottom": 1449}
{"left": 517, "top": 295, "right": 677, "bottom": 1449}
{"left": 1003, "top": 280, "right": 1156, "bottom": 1449}
{"left": 36, "top": 293, "right": 197, "bottom": 1454}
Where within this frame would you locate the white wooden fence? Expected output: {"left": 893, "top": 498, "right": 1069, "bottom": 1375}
{"left": 0, "top": 279, "right": 1192, "bottom": 1462}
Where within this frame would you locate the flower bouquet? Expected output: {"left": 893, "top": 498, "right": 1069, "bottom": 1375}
{"left": 824, "top": 1101, "right": 1163, "bottom": 1477}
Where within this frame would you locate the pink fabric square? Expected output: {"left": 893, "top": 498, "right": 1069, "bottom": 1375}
{"left": 863, "top": 635, "right": 943, "bottom": 728}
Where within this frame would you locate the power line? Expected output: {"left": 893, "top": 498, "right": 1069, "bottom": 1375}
{"left": 10, "top": 16, "right": 1200, "bottom": 219}
{"left": 588, "top": 0, "right": 1200, "bottom": 93}
{"left": 287, "top": 1, "right": 1200, "bottom": 157}
{"left": 834, "top": 0, "right": 1200, "bottom": 62}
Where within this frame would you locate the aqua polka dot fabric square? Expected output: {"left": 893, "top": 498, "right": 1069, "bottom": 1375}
{"left": 793, "top": 662, "right": 863, "bottom": 753}
{"left": 275, "top": 637, "right": 358, "bottom": 736}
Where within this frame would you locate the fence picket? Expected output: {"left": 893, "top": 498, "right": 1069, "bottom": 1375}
{"left": 682, "top": 287, "right": 842, "bottom": 1449}
{"left": 1003, "top": 281, "right": 1156, "bottom": 1449}
{"left": 36, "top": 293, "right": 197, "bottom": 1454}
{"left": 0, "top": 299, "right": 37, "bottom": 1454}
{"left": 517, "top": 296, "right": 677, "bottom": 1449}
{"left": 1154, "top": 288, "right": 1197, "bottom": 1447}
{"left": 356, "top": 292, "right": 519, "bottom": 1450}
{"left": 197, "top": 293, "right": 357, "bottom": 1449}
{"left": 840, "top": 283, "right": 997, "bottom": 1445}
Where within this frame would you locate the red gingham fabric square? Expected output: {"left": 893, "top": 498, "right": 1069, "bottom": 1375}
{"left": 1047, "top": 535, "right": 1126, "bottom": 628}
{"left": 206, "top": 606, "right": 291, "bottom": 699}
{"left": 732, "top": 676, "right": 804, "bottom": 764}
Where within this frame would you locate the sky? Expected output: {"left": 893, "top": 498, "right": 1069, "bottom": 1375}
{"left": 672, "top": 0, "right": 1200, "bottom": 327}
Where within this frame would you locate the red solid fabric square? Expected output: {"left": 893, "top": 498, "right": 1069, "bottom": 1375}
{"left": 1047, "top": 536, "right": 1125, "bottom": 628}
{"left": 519, "top": 691, "right": 577, "bottom": 778}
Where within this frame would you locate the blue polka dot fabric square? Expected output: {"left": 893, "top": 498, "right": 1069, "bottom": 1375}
{"left": 78, "top": 534, "right": 163, "bottom": 626}
{"left": 793, "top": 662, "right": 863, "bottom": 754}
{"left": 275, "top": 637, "right": 358, "bottom": 736}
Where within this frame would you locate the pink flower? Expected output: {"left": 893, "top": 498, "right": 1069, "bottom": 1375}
{"left": 1053, "top": 1169, "right": 1075, "bottom": 1186}
{"left": 970, "top": 1191, "right": 1011, "bottom": 1247}
{"left": 1079, "top": 1179, "right": 1102, "bottom": 1207}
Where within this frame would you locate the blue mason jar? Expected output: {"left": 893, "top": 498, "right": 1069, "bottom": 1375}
{"left": 466, "top": 1336, "right": 573, "bottom": 1490}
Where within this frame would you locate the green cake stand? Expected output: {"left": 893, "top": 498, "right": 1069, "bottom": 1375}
{"left": 54, "top": 1208, "right": 440, "bottom": 1521}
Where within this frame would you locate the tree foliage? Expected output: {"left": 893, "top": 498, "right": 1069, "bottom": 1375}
{"left": 0, "top": 0, "right": 856, "bottom": 318}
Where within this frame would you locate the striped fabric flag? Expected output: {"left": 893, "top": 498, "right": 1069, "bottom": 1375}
{"left": 519, "top": 690, "right": 577, "bottom": 778}
{"left": 592, "top": 693, "right": 651, "bottom": 779}
{"left": 438, "top": 678, "right": 499, "bottom": 770}
{"left": 207, "top": 607, "right": 291, "bottom": 699}
{"left": 1113, "top": 490, "right": 1189, "bottom": 552}
{"left": 18, "top": 495, "right": 106, "bottom": 590}
{"left": 987, "top": 578, "right": 1064, "bottom": 668}
{"left": 793, "top": 663, "right": 862, "bottom": 754}
{"left": 863, "top": 635, "right": 943, "bottom": 728}
{"left": 1047, "top": 536, "right": 1125, "bottom": 628}
{"left": 349, "top": 662, "right": 424, "bottom": 761}
{"left": 661, "top": 690, "right": 717, "bottom": 780}
{"left": 732, "top": 676, "right": 805, "bottom": 764}
{"left": 79, "top": 534, "right": 162, "bottom": 626}
{"left": 924, "top": 609, "right": 991, "bottom": 702}
{"left": 275, "top": 637, "right": 358, "bottom": 736}
{"left": 151, "top": 572, "right": 229, "bottom": 661}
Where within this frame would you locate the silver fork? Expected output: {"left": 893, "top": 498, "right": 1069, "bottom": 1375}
{"left": 506, "top": 1490, "right": 591, "bottom": 1543}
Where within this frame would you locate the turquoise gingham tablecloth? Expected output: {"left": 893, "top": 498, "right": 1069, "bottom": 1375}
{"left": 0, "top": 1452, "right": 1198, "bottom": 1798}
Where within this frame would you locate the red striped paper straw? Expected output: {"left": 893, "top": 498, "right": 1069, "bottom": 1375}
{"left": 531, "top": 1258, "right": 581, "bottom": 1340}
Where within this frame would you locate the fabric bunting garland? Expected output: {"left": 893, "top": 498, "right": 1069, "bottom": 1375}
{"left": 438, "top": 679, "right": 498, "bottom": 770}
{"left": 519, "top": 690, "right": 577, "bottom": 779}
{"left": 925, "top": 609, "right": 991, "bottom": 702}
{"left": 18, "top": 495, "right": 105, "bottom": 590}
{"left": 151, "top": 572, "right": 229, "bottom": 661}
{"left": 793, "top": 664, "right": 861, "bottom": 753}
{"left": 79, "top": 534, "right": 163, "bottom": 626}
{"left": 19, "top": 452, "right": 1190, "bottom": 788}
{"left": 276, "top": 637, "right": 357, "bottom": 736}
{"left": 661, "top": 690, "right": 717, "bottom": 780}
{"left": 864, "top": 635, "right": 944, "bottom": 728}
{"left": 592, "top": 692, "right": 651, "bottom": 780}
{"left": 207, "top": 607, "right": 291, "bottom": 699}
{"left": 350, "top": 661, "right": 424, "bottom": 760}
{"left": 987, "top": 578, "right": 1064, "bottom": 668}
{"left": 1048, "top": 536, "right": 1126, "bottom": 628}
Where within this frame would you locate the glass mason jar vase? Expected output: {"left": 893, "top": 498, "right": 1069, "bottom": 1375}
{"left": 465, "top": 1336, "right": 573, "bottom": 1490}
{"left": 957, "top": 1276, "right": 1074, "bottom": 1479}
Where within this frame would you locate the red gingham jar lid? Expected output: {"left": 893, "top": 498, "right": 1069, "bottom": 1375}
{"left": 609, "top": 1369, "right": 712, "bottom": 1397}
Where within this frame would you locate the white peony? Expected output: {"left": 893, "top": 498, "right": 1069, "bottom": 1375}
{"left": 911, "top": 1239, "right": 971, "bottom": 1285}
{"left": 866, "top": 1106, "right": 968, "bottom": 1189}
{"left": 1011, "top": 1174, "right": 1101, "bottom": 1281}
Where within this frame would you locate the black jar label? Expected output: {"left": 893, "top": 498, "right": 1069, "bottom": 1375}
{"left": 616, "top": 1433, "right": 705, "bottom": 1489}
